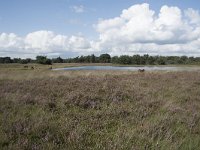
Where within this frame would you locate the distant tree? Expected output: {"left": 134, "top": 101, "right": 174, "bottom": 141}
{"left": 45, "top": 59, "right": 52, "bottom": 65}
{"left": 13, "top": 58, "right": 21, "bottom": 63}
{"left": 148, "top": 56, "right": 156, "bottom": 65}
{"left": 73, "top": 56, "right": 79, "bottom": 63}
{"left": 166, "top": 56, "right": 177, "bottom": 64}
{"left": 20, "top": 59, "right": 29, "bottom": 64}
{"left": 78, "top": 56, "right": 84, "bottom": 63}
{"left": 64, "top": 58, "right": 72, "bottom": 63}
{"left": 132, "top": 55, "right": 141, "bottom": 65}
{"left": 195, "top": 57, "right": 200, "bottom": 63}
{"left": 142, "top": 54, "right": 149, "bottom": 65}
{"left": 156, "top": 56, "right": 166, "bottom": 65}
{"left": 99, "top": 54, "right": 111, "bottom": 63}
{"left": 36, "top": 56, "right": 52, "bottom": 65}
{"left": 111, "top": 56, "right": 119, "bottom": 64}
{"left": 179, "top": 56, "right": 188, "bottom": 64}
{"left": 140, "top": 56, "right": 146, "bottom": 65}
{"left": 0, "top": 57, "right": 13, "bottom": 63}
{"left": 90, "top": 54, "right": 96, "bottom": 63}
{"left": 36, "top": 56, "right": 45, "bottom": 64}
{"left": 0, "top": 58, "right": 3, "bottom": 63}
{"left": 86, "top": 55, "right": 91, "bottom": 63}
{"left": 3, "top": 53, "right": 200, "bottom": 65}
{"left": 118, "top": 55, "right": 132, "bottom": 64}
{"left": 26, "top": 58, "right": 32, "bottom": 63}
{"left": 95, "top": 57, "right": 100, "bottom": 63}
{"left": 53, "top": 57, "right": 63, "bottom": 63}
{"left": 188, "top": 57, "right": 195, "bottom": 64}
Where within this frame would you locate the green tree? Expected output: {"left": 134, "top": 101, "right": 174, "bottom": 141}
{"left": 118, "top": 55, "right": 132, "bottom": 64}
{"left": 99, "top": 54, "right": 111, "bottom": 63}
{"left": 85, "top": 55, "right": 91, "bottom": 63}
{"left": 13, "top": 58, "right": 21, "bottom": 63}
{"left": 148, "top": 56, "right": 156, "bottom": 65}
{"left": 36, "top": 56, "right": 52, "bottom": 65}
{"left": 132, "top": 55, "right": 141, "bottom": 65}
{"left": 111, "top": 56, "right": 119, "bottom": 64}
{"left": 0, "top": 57, "right": 12, "bottom": 63}
{"left": 179, "top": 56, "right": 188, "bottom": 64}
{"left": 90, "top": 54, "right": 96, "bottom": 63}
{"left": 53, "top": 57, "right": 63, "bottom": 63}
{"left": 156, "top": 56, "right": 166, "bottom": 65}
{"left": 20, "top": 59, "right": 29, "bottom": 64}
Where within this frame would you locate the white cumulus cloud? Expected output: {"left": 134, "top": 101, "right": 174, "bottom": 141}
{"left": 0, "top": 31, "right": 94, "bottom": 58}
{"left": 1, "top": 3, "right": 200, "bottom": 58}
{"left": 94, "top": 3, "right": 200, "bottom": 56}
{"left": 0, "top": 33, "right": 24, "bottom": 49}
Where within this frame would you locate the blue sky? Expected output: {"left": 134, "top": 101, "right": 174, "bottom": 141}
{"left": 1, "top": 0, "right": 200, "bottom": 37}
{"left": 1, "top": 0, "right": 200, "bottom": 58}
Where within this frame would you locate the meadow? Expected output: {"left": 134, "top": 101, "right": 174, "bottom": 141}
{"left": 0, "top": 63, "right": 200, "bottom": 149}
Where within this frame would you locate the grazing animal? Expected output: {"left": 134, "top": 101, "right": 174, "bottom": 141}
{"left": 24, "top": 65, "right": 28, "bottom": 69}
{"left": 138, "top": 69, "right": 145, "bottom": 72}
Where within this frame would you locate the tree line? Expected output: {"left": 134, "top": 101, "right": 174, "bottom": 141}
{"left": 1, "top": 54, "right": 200, "bottom": 65}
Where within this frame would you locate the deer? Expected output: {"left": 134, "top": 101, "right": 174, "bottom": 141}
{"left": 138, "top": 69, "right": 145, "bottom": 72}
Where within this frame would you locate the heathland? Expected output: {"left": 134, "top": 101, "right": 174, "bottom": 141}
{"left": 0, "top": 63, "right": 200, "bottom": 149}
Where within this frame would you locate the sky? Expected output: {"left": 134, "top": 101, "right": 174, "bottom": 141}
{"left": 1, "top": 0, "right": 200, "bottom": 58}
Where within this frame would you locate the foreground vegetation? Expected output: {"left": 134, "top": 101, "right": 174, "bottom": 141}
{"left": 0, "top": 64, "right": 200, "bottom": 149}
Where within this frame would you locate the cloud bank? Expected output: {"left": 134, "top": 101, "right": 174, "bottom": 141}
{"left": 95, "top": 3, "right": 200, "bottom": 56}
{"left": 1, "top": 3, "right": 200, "bottom": 58}
{"left": 0, "top": 31, "right": 95, "bottom": 58}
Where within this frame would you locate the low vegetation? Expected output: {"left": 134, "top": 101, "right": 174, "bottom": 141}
{"left": 0, "top": 64, "right": 200, "bottom": 149}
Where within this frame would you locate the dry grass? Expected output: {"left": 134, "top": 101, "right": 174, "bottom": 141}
{"left": 0, "top": 64, "right": 200, "bottom": 149}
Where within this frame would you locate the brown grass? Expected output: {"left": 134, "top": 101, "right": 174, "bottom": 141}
{"left": 0, "top": 64, "right": 200, "bottom": 149}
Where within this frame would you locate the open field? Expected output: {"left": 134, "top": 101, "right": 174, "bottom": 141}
{"left": 0, "top": 64, "right": 200, "bottom": 149}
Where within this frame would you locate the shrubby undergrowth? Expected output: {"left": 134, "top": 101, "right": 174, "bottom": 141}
{"left": 0, "top": 70, "right": 200, "bottom": 149}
